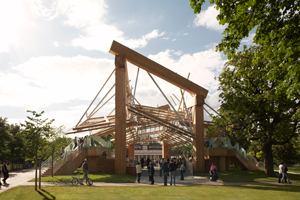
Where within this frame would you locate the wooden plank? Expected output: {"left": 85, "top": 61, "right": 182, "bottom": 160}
{"left": 192, "top": 96, "right": 205, "bottom": 173}
{"left": 109, "top": 40, "right": 208, "bottom": 98}
{"left": 115, "top": 55, "right": 127, "bottom": 174}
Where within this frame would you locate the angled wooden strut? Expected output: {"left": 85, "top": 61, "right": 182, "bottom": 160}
{"left": 109, "top": 40, "right": 208, "bottom": 98}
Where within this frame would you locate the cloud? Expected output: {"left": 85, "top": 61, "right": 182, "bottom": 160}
{"left": 0, "top": 0, "right": 26, "bottom": 52}
{"left": 73, "top": 27, "right": 165, "bottom": 52}
{"left": 0, "top": 56, "right": 115, "bottom": 109}
{"left": 28, "top": 0, "right": 164, "bottom": 52}
{"left": 193, "top": 5, "right": 226, "bottom": 32}
{"left": 241, "top": 33, "right": 255, "bottom": 45}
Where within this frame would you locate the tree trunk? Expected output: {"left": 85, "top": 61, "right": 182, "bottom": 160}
{"left": 263, "top": 141, "right": 276, "bottom": 177}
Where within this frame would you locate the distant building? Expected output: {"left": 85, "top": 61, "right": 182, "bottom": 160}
{"left": 134, "top": 142, "right": 162, "bottom": 161}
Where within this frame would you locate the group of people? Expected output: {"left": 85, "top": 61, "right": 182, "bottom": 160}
{"left": 0, "top": 160, "right": 9, "bottom": 188}
{"left": 278, "top": 162, "right": 291, "bottom": 184}
{"left": 73, "top": 136, "right": 87, "bottom": 150}
{"left": 136, "top": 157, "right": 186, "bottom": 186}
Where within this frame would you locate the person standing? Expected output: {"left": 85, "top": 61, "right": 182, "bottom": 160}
{"left": 140, "top": 157, "right": 144, "bottom": 168}
{"left": 73, "top": 136, "right": 77, "bottom": 149}
{"left": 149, "top": 162, "right": 155, "bottom": 185}
{"left": 136, "top": 162, "right": 142, "bottom": 183}
{"left": 60, "top": 147, "right": 65, "bottom": 156}
{"left": 180, "top": 162, "right": 185, "bottom": 180}
{"left": 169, "top": 159, "right": 177, "bottom": 186}
{"left": 278, "top": 161, "right": 284, "bottom": 183}
{"left": 147, "top": 162, "right": 151, "bottom": 181}
{"left": 2, "top": 160, "right": 9, "bottom": 185}
{"left": 162, "top": 162, "right": 169, "bottom": 186}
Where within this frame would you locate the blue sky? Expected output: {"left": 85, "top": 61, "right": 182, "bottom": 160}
{"left": 0, "top": 0, "right": 254, "bottom": 132}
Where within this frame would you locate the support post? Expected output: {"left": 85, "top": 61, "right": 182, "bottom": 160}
{"left": 115, "top": 55, "right": 127, "bottom": 174}
{"left": 162, "top": 142, "right": 169, "bottom": 160}
{"left": 192, "top": 95, "right": 205, "bottom": 173}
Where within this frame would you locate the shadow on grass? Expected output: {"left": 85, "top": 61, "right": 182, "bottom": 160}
{"left": 195, "top": 169, "right": 300, "bottom": 183}
{"left": 36, "top": 188, "right": 56, "bottom": 200}
{"left": 232, "top": 184, "right": 300, "bottom": 193}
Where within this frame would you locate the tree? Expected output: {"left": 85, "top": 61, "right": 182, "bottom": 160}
{"left": 190, "top": 0, "right": 300, "bottom": 117}
{"left": 0, "top": 117, "right": 10, "bottom": 161}
{"left": 21, "top": 110, "right": 54, "bottom": 162}
{"left": 208, "top": 46, "right": 299, "bottom": 176}
{"left": 7, "top": 123, "right": 24, "bottom": 169}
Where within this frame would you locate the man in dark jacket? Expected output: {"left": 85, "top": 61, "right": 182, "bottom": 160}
{"left": 149, "top": 162, "right": 155, "bottom": 185}
{"left": 2, "top": 160, "right": 9, "bottom": 185}
{"left": 162, "top": 162, "right": 169, "bottom": 186}
{"left": 169, "top": 159, "right": 177, "bottom": 186}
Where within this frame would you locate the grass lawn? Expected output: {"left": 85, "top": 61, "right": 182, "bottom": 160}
{"left": 29, "top": 173, "right": 136, "bottom": 183}
{"left": 29, "top": 168, "right": 136, "bottom": 183}
{"left": 195, "top": 168, "right": 300, "bottom": 183}
{"left": 1, "top": 185, "right": 300, "bottom": 200}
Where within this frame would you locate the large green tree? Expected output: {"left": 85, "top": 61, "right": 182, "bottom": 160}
{"left": 0, "top": 117, "right": 10, "bottom": 160}
{"left": 7, "top": 123, "right": 25, "bottom": 168}
{"left": 209, "top": 46, "right": 299, "bottom": 176}
{"left": 190, "top": 0, "right": 300, "bottom": 117}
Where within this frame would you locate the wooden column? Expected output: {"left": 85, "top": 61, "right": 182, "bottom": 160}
{"left": 192, "top": 95, "right": 205, "bottom": 173}
{"left": 115, "top": 55, "right": 127, "bottom": 174}
{"left": 128, "top": 144, "right": 135, "bottom": 159}
{"left": 162, "top": 142, "right": 169, "bottom": 159}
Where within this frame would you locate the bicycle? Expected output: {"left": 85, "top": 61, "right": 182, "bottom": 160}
{"left": 71, "top": 172, "right": 93, "bottom": 186}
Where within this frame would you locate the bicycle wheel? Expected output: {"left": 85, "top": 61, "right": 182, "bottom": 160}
{"left": 72, "top": 178, "right": 79, "bottom": 186}
{"left": 86, "top": 178, "right": 93, "bottom": 186}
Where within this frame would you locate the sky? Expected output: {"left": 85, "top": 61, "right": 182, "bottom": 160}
{"left": 0, "top": 0, "right": 254, "bottom": 134}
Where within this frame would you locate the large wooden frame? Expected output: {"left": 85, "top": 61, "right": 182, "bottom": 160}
{"left": 109, "top": 41, "right": 208, "bottom": 174}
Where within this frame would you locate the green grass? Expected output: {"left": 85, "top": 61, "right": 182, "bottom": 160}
{"left": 1, "top": 185, "right": 300, "bottom": 200}
{"left": 29, "top": 173, "right": 136, "bottom": 183}
{"left": 195, "top": 168, "right": 300, "bottom": 183}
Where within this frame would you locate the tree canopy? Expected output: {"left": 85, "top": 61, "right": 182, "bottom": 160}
{"left": 190, "top": 0, "right": 300, "bottom": 117}
{"left": 208, "top": 46, "right": 299, "bottom": 176}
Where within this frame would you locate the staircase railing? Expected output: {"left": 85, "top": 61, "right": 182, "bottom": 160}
{"left": 42, "top": 135, "right": 114, "bottom": 175}
{"left": 206, "top": 137, "right": 258, "bottom": 166}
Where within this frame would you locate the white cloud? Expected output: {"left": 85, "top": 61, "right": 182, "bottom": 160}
{"left": 241, "top": 33, "right": 255, "bottom": 45}
{"left": 0, "top": 0, "right": 27, "bottom": 52}
{"left": 193, "top": 5, "right": 226, "bottom": 32}
{"left": 28, "top": 0, "right": 164, "bottom": 52}
{"left": 0, "top": 56, "right": 115, "bottom": 109}
{"left": 73, "top": 27, "right": 165, "bottom": 52}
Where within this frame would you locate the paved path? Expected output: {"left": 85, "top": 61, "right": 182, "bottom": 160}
{"left": 1, "top": 167, "right": 298, "bottom": 193}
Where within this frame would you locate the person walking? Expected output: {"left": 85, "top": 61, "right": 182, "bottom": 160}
{"left": 80, "top": 158, "right": 89, "bottom": 185}
{"left": 136, "top": 162, "right": 142, "bottom": 183}
{"left": 278, "top": 161, "right": 284, "bottom": 183}
{"left": 162, "top": 162, "right": 169, "bottom": 186}
{"left": 169, "top": 159, "right": 177, "bottom": 186}
{"left": 282, "top": 163, "right": 291, "bottom": 184}
{"left": 149, "top": 162, "right": 155, "bottom": 185}
{"left": 2, "top": 160, "right": 9, "bottom": 185}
